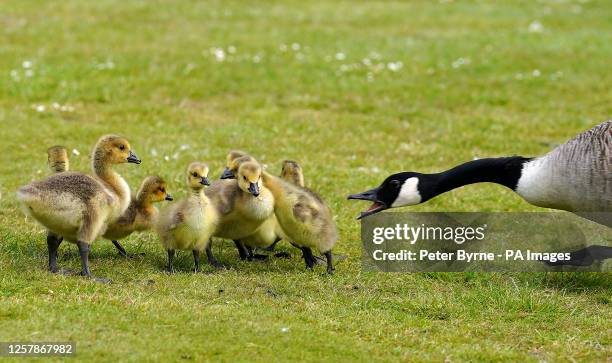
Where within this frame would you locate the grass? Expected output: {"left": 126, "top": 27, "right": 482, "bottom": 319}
{"left": 0, "top": 0, "right": 611, "bottom": 361}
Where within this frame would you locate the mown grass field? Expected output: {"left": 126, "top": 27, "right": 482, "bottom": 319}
{"left": 1, "top": 0, "right": 611, "bottom": 361}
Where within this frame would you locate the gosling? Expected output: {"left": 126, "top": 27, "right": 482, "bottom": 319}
{"left": 18, "top": 135, "right": 141, "bottom": 282}
{"left": 45, "top": 146, "right": 172, "bottom": 257}
{"left": 263, "top": 171, "right": 337, "bottom": 274}
{"left": 103, "top": 176, "right": 173, "bottom": 257}
{"left": 206, "top": 160, "right": 276, "bottom": 260}
{"left": 156, "top": 162, "right": 219, "bottom": 272}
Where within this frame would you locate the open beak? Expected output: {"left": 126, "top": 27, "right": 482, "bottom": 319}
{"left": 127, "top": 150, "right": 142, "bottom": 164}
{"left": 220, "top": 167, "right": 235, "bottom": 179}
{"left": 200, "top": 177, "right": 210, "bottom": 186}
{"left": 348, "top": 187, "right": 387, "bottom": 220}
{"left": 165, "top": 194, "right": 174, "bottom": 201}
{"left": 248, "top": 182, "right": 260, "bottom": 197}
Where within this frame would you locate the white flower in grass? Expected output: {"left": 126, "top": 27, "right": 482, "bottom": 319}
{"left": 52, "top": 102, "right": 60, "bottom": 109}
{"left": 279, "top": 44, "right": 288, "bottom": 52}
{"left": 253, "top": 55, "right": 261, "bottom": 63}
{"left": 180, "top": 144, "right": 190, "bottom": 151}
{"left": 451, "top": 57, "right": 470, "bottom": 69}
{"left": 228, "top": 46, "right": 236, "bottom": 54}
{"left": 22, "top": 60, "right": 32, "bottom": 69}
{"left": 387, "top": 62, "right": 403, "bottom": 72}
{"left": 24, "top": 69, "right": 34, "bottom": 77}
{"left": 280, "top": 327, "right": 289, "bottom": 333}
{"left": 291, "top": 43, "right": 300, "bottom": 51}
{"left": 532, "top": 69, "right": 541, "bottom": 77}
{"left": 335, "top": 52, "right": 346, "bottom": 61}
{"left": 164, "top": 155, "right": 170, "bottom": 161}
{"left": 35, "top": 105, "right": 45, "bottom": 113}
{"left": 10, "top": 70, "right": 20, "bottom": 81}
{"left": 528, "top": 21, "right": 543, "bottom": 33}
{"left": 72, "top": 149, "right": 80, "bottom": 156}
{"left": 212, "top": 48, "right": 225, "bottom": 62}
{"left": 150, "top": 148, "right": 158, "bottom": 157}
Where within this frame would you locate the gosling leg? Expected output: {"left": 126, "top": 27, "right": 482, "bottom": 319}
{"left": 301, "top": 247, "right": 316, "bottom": 269}
{"left": 193, "top": 250, "right": 201, "bottom": 273}
{"left": 324, "top": 251, "right": 334, "bottom": 275}
{"left": 233, "top": 240, "right": 248, "bottom": 260}
{"left": 206, "top": 241, "right": 223, "bottom": 269}
{"left": 112, "top": 240, "right": 128, "bottom": 257}
{"left": 166, "top": 249, "right": 175, "bottom": 273}
{"left": 78, "top": 241, "right": 111, "bottom": 283}
{"left": 47, "top": 233, "right": 62, "bottom": 273}
{"left": 263, "top": 237, "right": 282, "bottom": 252}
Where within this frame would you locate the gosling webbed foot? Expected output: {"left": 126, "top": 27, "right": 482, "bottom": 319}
{"left": 233, "top": 240, "right": 248, "bottom": 260}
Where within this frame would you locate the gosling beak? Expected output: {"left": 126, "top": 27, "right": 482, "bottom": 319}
{"left": 127, "top": 150, "right": 142, "bottom": 164}
{"left": 248, "top": 182, "right": 260, "bottom": 197}
{"left": 348, "top": 187, "right": 387, "bottom": 220}
{"left": 200, "top": 177, "right": 210, "bottom": 186}
{"left": 220, "top": 167, "right": 235, "bottom": 179}
{"left": 165, "top": 194, "right": 174, "bottom": 201}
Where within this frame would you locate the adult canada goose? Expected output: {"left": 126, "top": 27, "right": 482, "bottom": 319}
{"left": 348, "top": 121, "right": 612, "bottom": 264}
{"left": 45, "top": 146, "right": 173, "bottom": 257}
{"left": 18, "top": 135, "right": 141, "bottom": 282}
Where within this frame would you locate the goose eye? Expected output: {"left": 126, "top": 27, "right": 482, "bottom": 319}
{"left": 390, "top": 180, "right": 401, "bottom": 188}
{"left": 119, "top": 145, "right": 125, "bottom": 151}
{"left": 159, "top": 188, "right": 165, "bottom": 193}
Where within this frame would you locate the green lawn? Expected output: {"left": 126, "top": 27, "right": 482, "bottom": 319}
{"left": 1, "top": 0, "right": 611, "bottom": 361}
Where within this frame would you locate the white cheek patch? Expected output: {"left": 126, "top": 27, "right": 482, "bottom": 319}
{"left": 391, "top": 177, "right": 422, "bottom": 207}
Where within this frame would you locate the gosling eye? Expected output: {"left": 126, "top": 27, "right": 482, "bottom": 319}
{"left": 119, "top": 145, "right": 125, "bottom": 151}
{"left": 243, "top": 176, "right": 247, "bottom": 181}
{"left": 159, "top": 188, "right": 165, "bottom": 193}
{"left": 192, "top": 172, "right": 198, "bottom": 177}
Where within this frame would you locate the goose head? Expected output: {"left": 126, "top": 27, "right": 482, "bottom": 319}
{"left": 94, "top": 135, "right": 141, "bottom": 165}
{"left": 280, "top": 160, "right": 304, "bottom": 186}
{"left": 220, "top": 150, "right": 248, "bottom": 179}
{"left": 138, "top": 176, "right": 172, "bottom": 203}
{"left": 47, "top": 145, "right": 69, "bottom": 172}
{"left": 237, "top": 161, "right": 262, "bottom": 197}
{"left": 187, "top": 162, "right": 210, "bottom": 190}
{"left": 221, "top": 154, "right": 257, "bottom": 179}
{"left": 348, "top": 172, "right": 431, "bottom": 219}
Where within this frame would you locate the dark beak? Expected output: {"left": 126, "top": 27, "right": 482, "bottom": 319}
{"left": 348, "top": 187, "right": 388, "bottom": 220}
{"left": 248, "top": 182, "right": 260, "bottom": 197}
{"left": 165, "top": 194, "right": 174, "bottom": 201}
{"left": 220, "top": 167, "right": 235, "bottom": 179}
{"left": 127, "top": 150, "right": 141, "bottom": 164}
{"left": 200, "top": 177, "right": 210, "bottom": 186}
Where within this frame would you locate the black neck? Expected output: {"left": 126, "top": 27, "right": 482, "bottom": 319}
{"left": 423, "top": 156, "right": 531, "bottom": 201}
